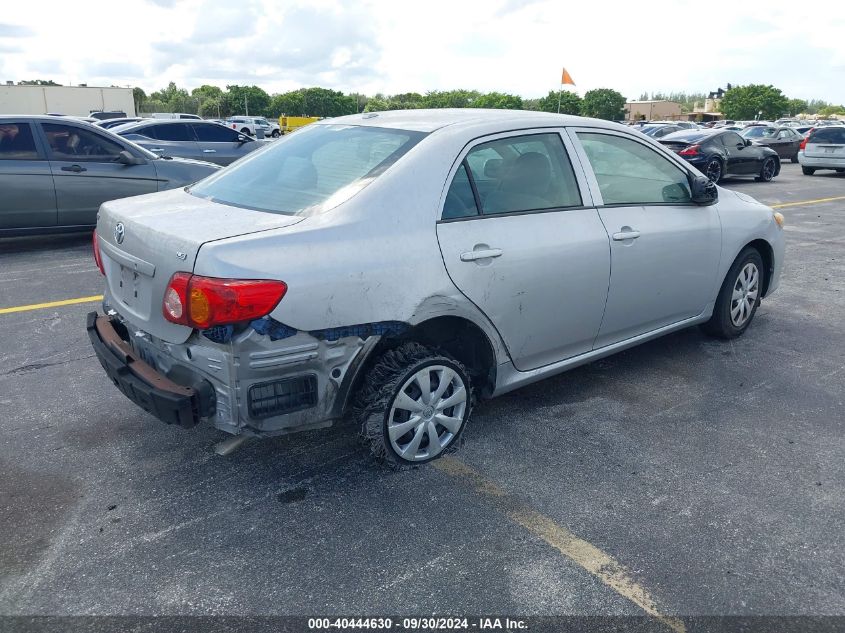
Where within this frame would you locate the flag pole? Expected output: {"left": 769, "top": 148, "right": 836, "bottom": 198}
{"left": 557, "top": 82, "right": 563, "bottom": 113}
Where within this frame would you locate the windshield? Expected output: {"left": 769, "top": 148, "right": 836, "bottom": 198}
{"left": 188, "top": 124, "right": 426, "bottom": 215}
{"left": 741, "top": 127, "right": 777, "bottom": 138}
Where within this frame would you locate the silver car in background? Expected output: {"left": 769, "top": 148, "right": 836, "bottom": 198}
{"left": 88, "top": 110, "right": 785, "bottom": 467}
{"left": 798, "top": 126, "right": 845, "bottom": 175}
{"left": 0, "top": 115, "right": 220, "bottom": 235}
{"left": 113, "top": 119, "right": 262, "bottom": 166}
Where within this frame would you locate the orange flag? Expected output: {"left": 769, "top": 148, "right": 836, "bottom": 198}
{"left": 561, "top": 68, "right": 575, "bottom": 86}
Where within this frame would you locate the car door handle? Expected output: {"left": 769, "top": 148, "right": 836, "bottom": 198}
{"left": 203, "top": 149, "right": 217, "bottom": 153}
{"left": 460, "top": 248, "right": 503, "bottom": 262}
{"left": 61, "top": 164, "right": 86, "bottom": 173}
{"left": 612, "top": 230, "right": 641, "bottom": 241}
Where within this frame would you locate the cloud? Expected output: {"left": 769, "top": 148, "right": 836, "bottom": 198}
{"left": 84, "top": 62, "right": 145, "bottom": 79}
{"left": 149, "top": 1, "right": 383, "bottom": 89}
{"left": 0, "top": 43, "right": 21, "bottom": 54}
{"left": 0, "top": 23, "right": 33, "bottom": 37}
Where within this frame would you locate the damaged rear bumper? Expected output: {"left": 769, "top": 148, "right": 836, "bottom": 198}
{"left": 86, "top": 312, "right": 215, "bottom": 428}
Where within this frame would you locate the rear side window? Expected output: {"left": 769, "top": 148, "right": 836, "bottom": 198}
{"left": 809, "top": 128, "right": 845, "bottom": 144}
{"left": 577, "top": 132, "right": 691, "bottom": 205}
{"left": 442, "top": 163, "right": 479, "bottom": 220}
{"left": 452, "top": 133, "right": 581, "bottom": 217}
{"left": 150, "top": 124, "right": 195, "bottom": 141}
{"left": 189, "top": 124, "right": 425, "bottom": 215}
{"left": 721, "top": 132, "right": 745, "bottom": 148}
{"left": 42, "top": 123, "right": 124, "bottom": 161}
{"left": 0, "top": 122, "right": 38, "bottom": 160}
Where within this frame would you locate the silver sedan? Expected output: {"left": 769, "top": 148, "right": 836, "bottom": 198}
{"left": 89, "top": 110, "right": 785, "bottom": 467}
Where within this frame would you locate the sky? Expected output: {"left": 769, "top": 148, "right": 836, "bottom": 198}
{"left": 1, "top": 0, "right": 844, "bottom": 103}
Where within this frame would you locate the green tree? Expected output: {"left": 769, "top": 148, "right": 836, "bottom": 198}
{"left": 536, "top": 89, "right": 582, "bottom": 115}
{"left": 18, "top": 79, "right": 61, "bottom": 86}
{"left": 132, "top": 87, "right": 146, "bottom": 114}
{"left": 818, "top": 104, "right": 845, "bottom": 118}
{"left": 474, "top": 92, "right": 523, "bottom": 109}
{"left": 226, "top": 85, "right": 271, "bottom": 117}
{"left": 422, "top": 89, "right": 481, "bottom": 108}
{"left": 580, "top": 88, "right": 626, "bottom": 120}
{"left": 719, "top": 84, "right": 789, "bottom": 120}
{"left": 786, "top": 98, "right": 808, "bottom": 116}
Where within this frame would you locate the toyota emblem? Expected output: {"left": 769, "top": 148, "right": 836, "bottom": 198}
{"left": 114, "top": 222, "right": 125, "bottom": 244}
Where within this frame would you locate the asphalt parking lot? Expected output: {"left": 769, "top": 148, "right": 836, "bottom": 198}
{"left": 1, "top": 163, "right": 844, "bottom": 629}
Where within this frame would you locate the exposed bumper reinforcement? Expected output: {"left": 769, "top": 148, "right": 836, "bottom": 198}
{"left": 86, "top": 312, "right": 209, "bottom": 428}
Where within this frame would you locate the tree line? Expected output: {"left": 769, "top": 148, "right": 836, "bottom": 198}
{"left": 129, "top": 82, "right": 628, "bottom": 120}
{"left": 16, "top": 79, "right": 845, "bottom": 121}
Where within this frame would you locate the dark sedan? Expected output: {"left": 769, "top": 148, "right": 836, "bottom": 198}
{"left": 0, "top": 116, "right": 220, "bottom": 235}
{"left": 659, "top": 129, "right": 780, "bottom": 183}
{"left": 740, "top": 125, "right": 803, "bottom": 162}
{"left": 639, "top": 123, "right": 683, "bottom": 139}
{"left": 113, "top": 120, "right": 263, "bottom": 166}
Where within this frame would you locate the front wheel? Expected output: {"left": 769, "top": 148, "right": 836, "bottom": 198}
{"left": 756, "top": 157, "right": 777, "bottom": 182}
{"left": 701, "top": 248, "right": 764, "bottom": 339}
{"left": 271, "top": 130, "right": 281, "bottom": 137}
{"left": 802, "top": 166, "right": 815, "bottom": 175}
{"left": 354, "top": 342, "right": 472, "bottom": 468}
{"left": 705, "top": 158, "right": 723, "bottom": 183}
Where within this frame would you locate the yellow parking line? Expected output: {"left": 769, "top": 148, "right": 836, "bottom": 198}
{"left": 771, "top": 196, "right": 845, "bottom": 209}
{"left": 0, "top": 295, "right": 103, "bottom": 315}
{"left": 434, "top": 457, "right": 686, "bottom": 633}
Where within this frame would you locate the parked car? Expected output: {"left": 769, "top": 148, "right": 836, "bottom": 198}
{"left": 227, "top": 116, "right": 281, "bottom": 137}
{"left": 0, "top": 116, "right": 219, "bottom": 235}
{"left": 653, "top": 120, "right": 699, "bottom": 130}
{"left": 96, "top": 117, "right": 143, "bottom": 130}
{"left": 798, "top": 126, "right": 845, "bottom": 175}
{"left": 660, "top": 129, "right": 781, "bottom": 183}
{"left": 87, "top": 110, "right": 784, "bottom": 466}
{"left": 89, "top": 111, "right": 127, "bottom": 121}
{"left": 150, "top": 113, "right": 202, "bottom": 120}
{"left": 740, "top": 126, "right": 802, "bottom": 162}
{"left": 639, "top": 123, "right": 684, "bottom": 138}
{"left": 112, "top": 120, "right": 261, "bottom": 166}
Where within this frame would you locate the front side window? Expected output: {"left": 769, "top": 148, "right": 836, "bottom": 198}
{"left": 577, "top": 132, "right": 692, "bottom": 205}
{"left": 721, "top": 132, "right": 745, "bottom": 148}
{"left": 189, "top": 124, "right": 426, "bottom": 215}
{"left": 192, "top": 123, "right": 240, "bottom": 142}
{"left": 452, "top": 133, "right": 581, "bottom": 217}
{"left": 0, "top": 122, "right": 38, "bottom": 160}
{"left": 42, "top": 123, "right": 123, "bottom": 161}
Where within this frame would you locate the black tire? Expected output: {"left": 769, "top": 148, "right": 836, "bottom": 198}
{"left": 271, "top": 130, "right": 281, "bottom": 137}
{"left": 353, "top": 342, "right": 472, "bottom": 468}
{"left": 802, "top": 167, "right": 815, "bottom": 175}
{"left": 836, "top": 169, "right": 845, "bottom": 174}
{"left": 756, "top": 157, "right": 777, "bottom": 182}
{"left": 705, "top": 157, "right": 723, "bottom": 183}
{"left": 701, "top": 247, "right": 765, "bottom": 339}
{"left": 240, "top": 127, "right": 252, "bottom": 136}
{"left": 791, "top": 153, "right": 799, "bottom": 164}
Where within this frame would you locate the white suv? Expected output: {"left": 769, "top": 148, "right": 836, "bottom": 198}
{"left": 227, "top": 116, "right": 281, "bottom": 138}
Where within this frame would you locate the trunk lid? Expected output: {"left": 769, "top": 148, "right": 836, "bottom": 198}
{"left": 804, "top": 128, "right": 845, "bottom": 158}
{"left": 97, "top": 187, "right": 304, "bottom": 343}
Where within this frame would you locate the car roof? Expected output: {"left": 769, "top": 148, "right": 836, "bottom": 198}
{"left": 316, "top": 108, "right": 620, "bottom": 133}
{"left": 661, "top": 129, "right": 721, "bottom": 142}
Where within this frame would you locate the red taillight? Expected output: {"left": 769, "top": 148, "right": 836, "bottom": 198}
{"left": 93, "top": 230, "right": 105, "bottom": 275}
{"left": 799, "top": 136, "right": 808, "bottom": 151}
{"left": 678, "top": 144, "right": 700, "bottom": 157}
{"left": 162, "top": 273, "right": 287, "bottom": 329}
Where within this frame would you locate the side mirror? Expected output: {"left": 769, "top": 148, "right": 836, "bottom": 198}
{"left": 690, "top": 175, "right": 718, "bottom": 205}
{"left": 745, "top": 139, "right": 753, "bottom": 147}
{"left": 237, "top": 134, "right": 249, "bottom": 144}
{"left": 116, "top": 150, "right": 146, "bottom": 165}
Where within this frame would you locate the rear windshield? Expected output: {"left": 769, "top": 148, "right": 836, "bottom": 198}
{"left": 809, "top": 128, "right": 845, "bottom": 144}
{"left": 661, "top": 131, "right": 712, "bottom": 143}
{"left": 189, "top": 124, "right": 425, "bottom": 215}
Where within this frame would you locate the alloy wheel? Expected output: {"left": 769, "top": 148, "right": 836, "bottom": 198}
{"left": 761, "top": 158, "right": 776, "bottom": 181}
{"left": 730, "top": 263, "right": 759, "bottom": 327}
{"left": 387, "top": 364, "right": 467, "bottom": 462}
{"left": 706, "top": 159, "right": 722, "bottom": 183}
